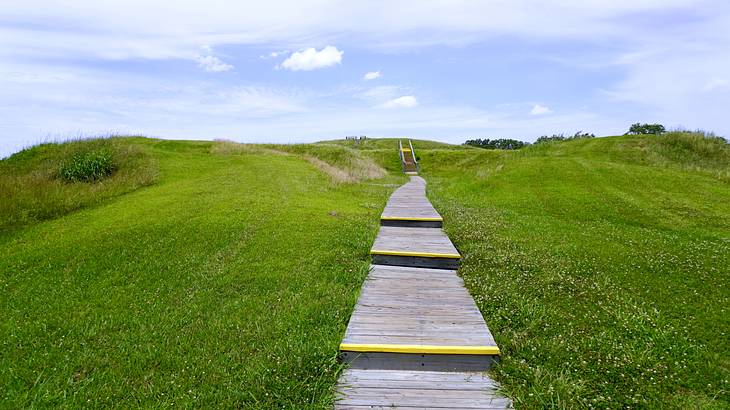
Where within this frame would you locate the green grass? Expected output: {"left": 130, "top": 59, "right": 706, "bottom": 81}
{"left": 59, "top": 149, "right": 115, "bottom": 183}
{"left": 0, "top": 137, "right": 158, "bottom": 232}
{"left": 414, "top": 133, "right": 730, "bottom": 408}
{"left": 2, "top": 132, "right": 728, "bottom": 408}
{"left": 1, "top": 138, "right": 403, "bottom": 407}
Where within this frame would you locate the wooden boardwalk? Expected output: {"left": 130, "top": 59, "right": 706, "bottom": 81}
{"left": 335, "top": 143, "right": 510, "bottom": 408}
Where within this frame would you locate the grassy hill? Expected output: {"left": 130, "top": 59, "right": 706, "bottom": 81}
{"left": 1, "top": 133, "right": 728, "bottom": 408}
{"left": 1, "top": 138, "right": 403, "bottom": 407}
{"left": 416, "top": 133, "right": 729, "bottom": 409}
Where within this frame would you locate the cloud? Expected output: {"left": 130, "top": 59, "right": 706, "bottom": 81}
{"left": 0, "top": 1, "right": 712, "bottom": 63}
{"left": 363, "top": 71, "right": 381, "bottom": 80}
{"left": 279, "top": 46, "right": 343, "bottom": 71}
{"left": 195, "top": 55, "right": 233, "bottom": 72}
{"left": 357, "top": 85, "right": 401, "bottom": 101}
{"left": 530, "top": 104, "right": 552, "bottom": 115}
{"left": 382, "top": 95, "right": 418, "bottom": 108}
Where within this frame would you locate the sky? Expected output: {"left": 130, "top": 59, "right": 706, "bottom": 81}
{"left": 1, "top": 0, "right": 729, "bottom": 157}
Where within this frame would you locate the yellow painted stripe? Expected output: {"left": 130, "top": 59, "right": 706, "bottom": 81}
{"left": 401, "top": 148, "right": 412, "bottom": 152}
{"left": 340, "top": 343, "right": 500, "bottom": 355}
{"left": 381, "top": 216, "right": 443, "bottom": 222}
{"left": 371, "top": 249, "right": 461, "bottom": 259}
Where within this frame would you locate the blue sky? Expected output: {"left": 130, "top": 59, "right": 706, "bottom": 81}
{"left": 1, "top": 1, "right": 729, "bottom": 157}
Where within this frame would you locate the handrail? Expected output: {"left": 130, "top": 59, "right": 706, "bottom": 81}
{"left": 408, "top": 139, "right": 420, "bottom": 173}
{"left": 398, "top": 139, "right": 406, "bottom": 172}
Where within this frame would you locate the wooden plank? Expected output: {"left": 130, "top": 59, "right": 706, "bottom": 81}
{"left": 381, "top": 176, "right": 443, "bottom": 222}
{"left": 335, "top": 369, "right": 511, "bottom": 409}
{"left": 371, "top": 227, "right": 460, "bottom": 257}
{"left": 341, "top": 265, "right": 498, "bottom": 352}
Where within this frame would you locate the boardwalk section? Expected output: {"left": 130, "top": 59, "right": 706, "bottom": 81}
{"left": 336, "top": 369, "right": 511, "bottom": 409}
{"left": 340, "top": 265, "right": 499, "bottom": 371}
{"left": 335, "top": 153, "right": 510, "bottom": 408}
{"left": 380, "top": 176, "right": 442, "bottom": 227}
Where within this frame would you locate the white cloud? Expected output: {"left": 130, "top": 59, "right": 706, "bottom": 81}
{"left": 382, "top": 95, "right": 418, "bottom": 108}
{"left": 357, "top": 85, "right": 401, "bottom": 101}
{"left": 530, "top": 104, "right": 552, "bottom": 115}
{"left": 0, "top": 1, "right": 711, "bottom": 62}
{"left": 279, "top": 46, "right": 343, "bottom": 71}
{"left": 363, "top": 71, "right": 381, "bottom": 80}
{"left": 260, "top": 51, "right": 286, "bottom": 59}
{"left": 195, "top": 55, "right": 233, "bottom": 72}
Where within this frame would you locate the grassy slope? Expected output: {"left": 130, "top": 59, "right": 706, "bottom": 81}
{"left": 1, "top": 139, "right": 403, "bottom": 407}
{"left": 0, "top": 137, "right": 158, "bottom": 232}
{"left": 415, "top": 134, "right": 729, "bottom": 409}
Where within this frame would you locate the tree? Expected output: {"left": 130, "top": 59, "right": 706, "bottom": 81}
{"left": 627, "top": 123, "right": 666, "bottom": 135}
{"left": 464, "top": 138, "right": 528, "bottom": 150}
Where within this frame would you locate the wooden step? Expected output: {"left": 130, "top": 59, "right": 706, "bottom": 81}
{"left": 335, "top": 369, "right": 511, "bottom": 409}
{"left": 381, "top": 176, "right": 443, "bottom": 227}
{"left": 340, "top": 265, "right": 499, "bottom": 370}
{"left": 371, "top": 227, "right": 460, "bottom": 269}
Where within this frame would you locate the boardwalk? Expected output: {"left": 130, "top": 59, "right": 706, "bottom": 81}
{"left": 335, "top": 143, "right": 510, "bottom": 409}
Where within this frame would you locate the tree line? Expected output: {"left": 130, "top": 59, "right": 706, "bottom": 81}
{"left": 464, "top": 123, "right": 667, "bottom": 150}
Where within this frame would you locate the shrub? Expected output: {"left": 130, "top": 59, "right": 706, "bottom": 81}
{"left": 534, "top": 131, "right": 595, "bottom": 145}
{"left": 627, "top": 123, "right": 666, "bottom": 135}
{"left": 59, "top": 150, "right": 116, "bottom": 182}
{"left": 464, "top": 138, "right": 528, "bottom": 150}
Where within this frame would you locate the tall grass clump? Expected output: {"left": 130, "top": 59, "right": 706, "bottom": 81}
{"left": 0, "top": 137, "right": 158, "bottom": 231}
{"left": 59, "top": 149, "right": 115, "bottom": 182}
{"left": 647, "top": 131, "right": 730, "bottom": 180}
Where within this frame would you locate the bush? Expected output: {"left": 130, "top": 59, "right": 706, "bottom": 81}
{"left": 59, "top": 150, "right": 116, "bottom": 182}
{"left": 534, "top": 131, "right": 595, "bottom": 145}
{"left": 627, "top": 123, "right": 665, "bottom": 135}
{"left": 464, "top": 138, "right": 528, "bottom": 150}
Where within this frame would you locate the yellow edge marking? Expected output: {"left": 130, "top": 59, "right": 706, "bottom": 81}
{"left": 340, "top": 343, "right": 500, "bottom": 355}
{"left": 371, "top": 249, "right": 461, "bottom": 259}
{"left": 381, "top": 216, "right": 443, "bottom": 222}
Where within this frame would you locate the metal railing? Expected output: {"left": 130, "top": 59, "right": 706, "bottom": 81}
{"left": 398, "top": 139, "right": 406, "bottom": 173}
{"left": 408, "top": 139, "right": 420, "bottom": 173}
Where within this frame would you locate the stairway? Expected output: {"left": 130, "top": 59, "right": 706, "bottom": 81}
{"left": 400, "top": 140, "right": 419, "bottom": 175}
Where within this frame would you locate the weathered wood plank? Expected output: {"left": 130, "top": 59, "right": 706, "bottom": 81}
{"left": 380, "top": 176, "right": 443, "bottom": 224}
{"left": 341, "top": 265, "right": 498, "bottom": 350}
{"left": 335, "top": 369, "right": 511, "bottom": 409}
{"left": 371, "top": 227, "right": 460, "bottom": 258}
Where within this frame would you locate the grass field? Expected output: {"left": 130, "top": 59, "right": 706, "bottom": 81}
{"left": 1, "top": 133, "right": 728, "bottom": 408}
{"left": 0, "top": 138, "right": 403, "bottom": 407}
{"left": 416, "top": 133, "right": 730, "bottom": 408}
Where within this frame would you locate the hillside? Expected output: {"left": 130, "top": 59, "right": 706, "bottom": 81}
{"left": 1, "top": 133, "right": 728, "bottom": 408}
{"left": 0, "top": 138, "right": 403, "bottom": 407}
{"left": 415, "top": 133, "right": 730, "bottom": 408}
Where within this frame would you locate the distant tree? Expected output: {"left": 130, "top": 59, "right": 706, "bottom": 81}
{"left": 464, "top": 138, "right": 528, "bottom": 150}
{"left": 535, "top": 134, "right": 566, "bottom": 144}
{"left": 534, "top": 131, "right": 595, "bottom": 145}
{"left": 571, "top": 130, "right": 595, "bottom": 139}
{"left": 627, "top": 123, "right": 666, "bottom": 135}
